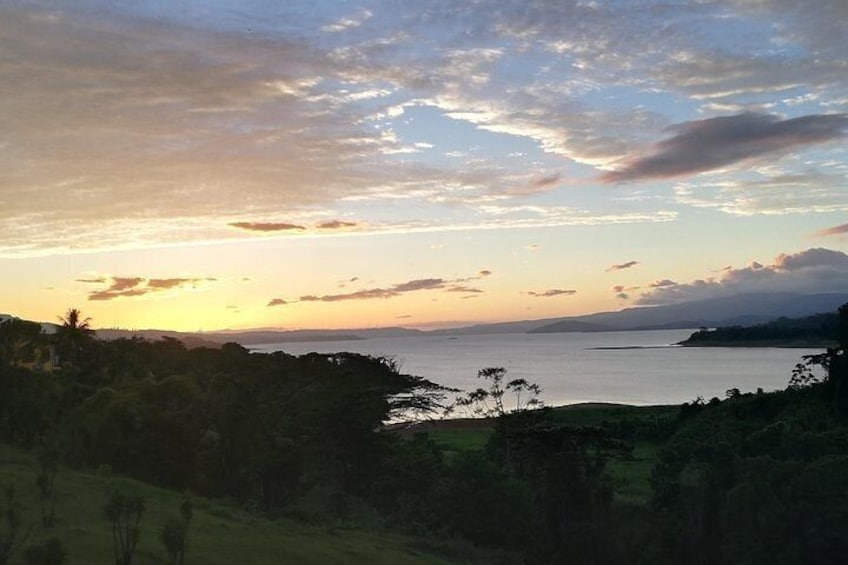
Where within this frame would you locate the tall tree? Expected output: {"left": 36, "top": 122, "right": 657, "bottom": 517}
{"left": 56, "top": 308, "right": 94, "bottom": 366}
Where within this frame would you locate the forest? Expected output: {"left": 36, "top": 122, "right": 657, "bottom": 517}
{"left": 0, "top": 304, "right": 847, "bottom": 564}
{"left": 680, "top": 310, "right": 841, "bottom": 347}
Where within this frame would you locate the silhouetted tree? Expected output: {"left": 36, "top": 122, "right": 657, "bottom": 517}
{"left": 104, "top": 492, "right": 144, "bottom": 565}
{"left": 35, "top": 446, "right": 59, "bottom": 527}
{"left": 56, "top": 309, "right": 94, "bottom": 366}
{"left": 452, "top": 367, "right": 543, "bottom": 419}
{"left": 451, "top": 367, "right": 545, "bottom": 468}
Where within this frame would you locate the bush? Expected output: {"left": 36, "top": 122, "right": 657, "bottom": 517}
{"left": 23, "top": 538, "right": 65, "bottom": 565}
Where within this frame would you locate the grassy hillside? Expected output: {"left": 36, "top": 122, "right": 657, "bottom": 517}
{"left": 0, "top": 444, "right": 458, "bottom": 565}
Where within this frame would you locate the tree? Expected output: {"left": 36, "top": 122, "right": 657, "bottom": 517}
{"left": 159, "top": 498, "right": 192, "bottom": 565}
{"left": 56, "top": 309, "right": 94, "bottom": 367}
{"left": 35, "top": 446, "right": 59, "bottom": 527}
{"left": 451, "top": 367, "right": 545, "bottom": 468}
{"left": 451, "top": 367, "right": 543, "bottom": 419}
{"left": 0, "top": 319, "right": 49, "bottom": 369}
{"left": 104, "top": 492, "right": 144, "bottom": 565}
{"left": 788, "top": 302, "right": 848, "bottom": 413}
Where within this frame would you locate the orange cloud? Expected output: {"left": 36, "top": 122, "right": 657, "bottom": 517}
{"left": 526, "top": 289, "right": 577, "bottom": 298}
{"left": 85, "top": 276, "right": 212, "bottom": 301}
{"left": 606, "top": 260, "right": 639, "bottom": 272}
{"left": 813, "top": 222, "right": 848, "bottom": 237}
{"left": 272, "top": 271, "right": 491, "bottom": 305}
{"left": 229, "top": 222, "right": 306, "bottom": 232}
{"left": 446, "top": 285, "right": 483, "bottom": 293}
{"left": 317, "top": 220, "right": 358, "bottom": 229}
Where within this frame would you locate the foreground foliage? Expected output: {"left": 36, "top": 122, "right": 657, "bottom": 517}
{"left": 0, "top": 302, "right": 846, "bottom": 564}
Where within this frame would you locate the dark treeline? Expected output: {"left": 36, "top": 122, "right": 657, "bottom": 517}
{"left": 1, "top": 304, "right": 847, "bottom": 564}
{"left": 681, "top": 310, "right": 840, "bottom": 346}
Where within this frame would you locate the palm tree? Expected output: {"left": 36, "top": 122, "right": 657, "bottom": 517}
{"left": 59, "top": 308, "right": 93, "bottom": 333}
{"left": 56, "top": 308, "right": 94, "bottom": 366}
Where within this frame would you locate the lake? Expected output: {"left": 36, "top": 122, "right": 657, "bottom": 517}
{"left": 251, "top": 329, "right": 824, "bottom": 407}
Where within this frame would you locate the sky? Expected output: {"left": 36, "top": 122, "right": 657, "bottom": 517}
{"left": 1, "top": 0, "right": 847, "bottom": 332}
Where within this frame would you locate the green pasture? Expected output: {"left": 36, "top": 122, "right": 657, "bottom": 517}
{"left": 0, "top": 444, "right": 457, "bottom": 565}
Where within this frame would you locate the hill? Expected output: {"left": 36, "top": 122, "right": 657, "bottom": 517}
{"left": 93, "top": 326, "right": 422, "bottom": 347}
{"left": 529, "top": 292, "right": 848, "bottom": 334}
{"left": 0, "top": 444, "right": 458, "bottom": 565}
{"left": 678, "top": 310, "right": 840, "bottom": 347}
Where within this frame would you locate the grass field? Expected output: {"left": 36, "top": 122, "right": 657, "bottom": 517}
{"left": 0, "top": 444, "right": 460, "bottom": 565}
{"left": 414, "top": 403, "right": 679, "bottom": 507}
{"left": 606, "top": 443, "right": 660, "bottom": 505}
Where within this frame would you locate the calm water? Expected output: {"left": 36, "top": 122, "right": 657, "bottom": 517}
{"left": 251, "top": 330, "right": 824, "bottom": 407}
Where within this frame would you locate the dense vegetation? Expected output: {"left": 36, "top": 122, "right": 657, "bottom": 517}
{"left": 680, "top": 310, "right": 839, "bottom": 347}
{"left": 0, "top": 304, "right": 846, "bottom": 564}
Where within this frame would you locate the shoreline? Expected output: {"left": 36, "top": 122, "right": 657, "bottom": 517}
{"left": 676, "top": 339, "right": 836, "bottom": 349}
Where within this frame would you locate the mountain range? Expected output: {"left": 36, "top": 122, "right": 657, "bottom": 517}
{"left": 6, "top": 291, "right": 847, "bottom": 347}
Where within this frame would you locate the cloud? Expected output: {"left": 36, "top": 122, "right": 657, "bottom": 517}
{"left": 86, "top": 276, "right": 211, "bottom": 301}
{"left": 317, "top": 220, "right": 358, "bottom": 229}
{"left": 649, "top": 279, "right": 678, "bottom": 288}
{"left": 267, "top": 298, "right": 288, "bottom": 307}
{"left": 321, "top": 9, "right": 372, "bottom": 33}
{"left": 526, "top": 289, "right": 577, "bottom": 298}
{"left": 229, "top": 222, "right": 306, "bottom": 232}
{"left": 506, "top": 172, "right": 563, "bottom": 195}
{"left": 530, "top": 173, "right": 561, "bottom": 189}
{"left": 106, "top": 277, "right": 146, "bottom": 292}
{"left": 392, "top": 278, "right": 446, "bottom": 293}
{"left": 602, "top": 113, "right": 848, "bottom": 182}
{"left": 278, "top": 271, "right": 493, "bottom": 304}
{"left": 148, "top": 277, "right": 214, "bottom": 289}
{"left": 3, "top": 1, "right": 846, "bottom": 257}
{"left": 637, "top": 247, "right": 848, "bottom": 305}
{"left": 76, "top": 277, "right": 108, "bottom": 284}
{"left": 606, "top": 261, "right": 639, "bottom": 272}
{"left": 613, "top": 285, "right": 640, "bottom": 293}
{"left": 673, "top": 170, "right": 848, "bottom": 216}
{"left": 614, "top": 284, "right": 640, "bottom": 299}
{"left": 446, "top": 285, "right": 484, "bottom": 294}
{"left": 478, "top": 270, "right": 492, "bottom": 277}
{"left": 813, "top": 223, "right": 848, "bottom": 237}
{"left": 299, "top": 288, "right": 399, "bottom": 302}
{"left": 774, "top": 248, "right": 848, "bottom": 271}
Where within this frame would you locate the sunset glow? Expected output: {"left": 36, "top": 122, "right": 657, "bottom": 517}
{"left": 2, "top": 1, "right": 846, "bottom": 331}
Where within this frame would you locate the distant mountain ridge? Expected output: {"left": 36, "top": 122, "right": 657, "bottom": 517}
{"left": 528, "top": 292, "right": 848, "bottom": 334}
{"left": 8, "top": 291, "right": 847, "bottom": 347}
{"left": 94, "top": 326, "right": 423, "bottom": 347}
